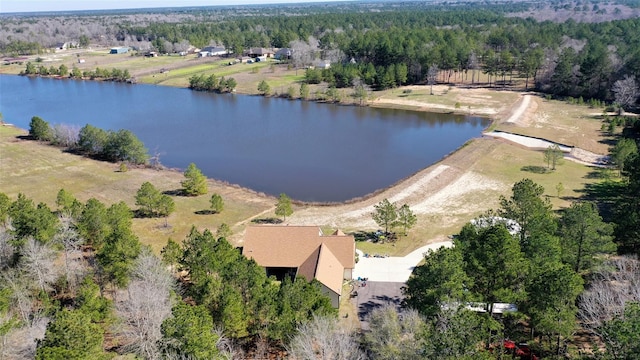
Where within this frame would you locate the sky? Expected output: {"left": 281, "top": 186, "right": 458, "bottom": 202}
{"left": 0, "top": 0, "right": 343, "bottom": 13}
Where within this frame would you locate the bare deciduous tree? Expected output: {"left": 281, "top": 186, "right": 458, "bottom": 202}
{"left": 363, "top": 305, "right": 425, "bottom": 360}
{"left": 290, "top": 38, "right": 318, "bottom": 71}
{"left": 612, "top": 75, "right": 640, "bottom": 112}
{"left": 173, "top": 40, "right": 191, "bottom": 53}
{"left": 288, "top": 315, "right": 365, "bottom": 360}
{"left": 50, "top": 123, "right": 80, "bottom": 148}
{"left": 116, "top": 251, "right": 174, "bottom": 360}
{"left": 1, "top": 270, "right": 34, "bottom": 324}
{"left": 579, "top": 256, "right": 640, "bottom": 330}
{"left": 323, "top": 49, "right": 345, "bottom": 63}
{"left": 0, "top": 314, "right": 48, "bottom": 360}
{"left": 0, "top": 227, "right": 15, "bottom": 270}
{"left": 21, "top": 238, "right": 59, "bottom": 292}
{"left": 427, "top": 64, "right": 439, "bottom": 95}
{"left": 467, "top": 52, "right": 479, "bottom": 84}
{"left": 54, "top": 215, "right": 85, "bottom": 291}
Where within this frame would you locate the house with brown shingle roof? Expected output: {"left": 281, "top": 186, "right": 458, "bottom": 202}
{"left": 247, "top": 47, "right": 274, "bottom": 58}
{"left": 242, "top": 225, "right": 355, "bottom": 308}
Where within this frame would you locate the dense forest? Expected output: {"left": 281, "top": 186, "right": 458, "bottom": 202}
{"left": 1, "top": 0, "right": 640, "bottom": 358}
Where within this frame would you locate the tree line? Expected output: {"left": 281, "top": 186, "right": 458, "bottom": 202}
{"left": 100, "top": 5, "right": 640, "bottom": 102}
{"left": 3, "top": 3, "right": 640, "bottom": 103}
{"left": 29, "top": 116, "right": 149, "bottom": 165}
{"left": 188, "top": 73, "right": 237, "bottom": 93}
{"left": 22, "top": 61, "right": 132, "bottom": 82}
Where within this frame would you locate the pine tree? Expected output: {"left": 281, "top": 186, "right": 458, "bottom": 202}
{"left": 181, "top": 163, "right": 208, "bottom": 196}
{"left": 275, "top": 193, "right": 293, "bottom": 221}
{"left": 209, "top": 193, "right": 224, "bottom": 213}
{"left": 372, "top": 199, "right": 397, "bottom": 234}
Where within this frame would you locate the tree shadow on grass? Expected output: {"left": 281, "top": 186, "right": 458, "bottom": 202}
{"left": 251, "top": 217, "right": 283, "bottom": 224}
{"left": 521, "top": 165, "right": 551, "bottom": 174}
{"left": 574, "top": 179, "right": 625, "bottom": 221}
{"left": 194, "top": 209, "right": 218, "bottom": 215}
{"left": 133, "top": 209, "right": 159, "bottom": 219}
{"left": 162, "top": 189, "right": 191, "bottom": 197}
{"left": 351, "top": 230, "right": 377, "bottom": 242}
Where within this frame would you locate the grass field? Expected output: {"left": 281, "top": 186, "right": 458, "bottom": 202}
{"left": 0, "top": 126, "right": 273, "bottom": 252}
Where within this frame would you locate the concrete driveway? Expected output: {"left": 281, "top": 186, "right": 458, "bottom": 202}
{"left": 349, "top": 241, "right": 452, "bottom": 327}
{"left": 352, "top": 241, "right": 452, "bottom": 282}
{"left": 354, "top": 281, "right": 404, "bottom": 330}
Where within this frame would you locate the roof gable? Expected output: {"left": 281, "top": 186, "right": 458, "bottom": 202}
{"left": 314, "top": 244, "right": 344, "bottom": 295}
{"left": 242, "top": 225, "right": 354, "bottom": 269}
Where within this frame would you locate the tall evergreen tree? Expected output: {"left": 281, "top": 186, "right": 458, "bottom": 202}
{"left": 28, "top": 116, "right": 51, "bottom": 141}
{"left": 372, "top": 198, "right": 397, "bottom": 234}
{"left": 499, "top": 179, "right": 556, "bottom": 248}
{"left": 404, "top": 246, "right": 470, "bottom": 317}
{"left": 275, "top": 193, "right": 293, "bottom": 221}
{"left": 181, "top": 163, "right": 208, "bottom": 196}
{"left": 36, "top": 309, "right": 105, "bottom": 360}
{"left": 456, "top": 223, "right": 528, "bottom": 313}
{"left": 161, "top": 301, "right": 221, "bottom": 359}
{"left": 559, "top": 201, "right": 616, "bottom": 273}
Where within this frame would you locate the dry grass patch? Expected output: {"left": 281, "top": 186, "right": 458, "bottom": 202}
{"left": 373, "top": 85, "right": 520, "bottom": 116}
{"left": 471, "top": 140, "right": 602, "bottom": 209}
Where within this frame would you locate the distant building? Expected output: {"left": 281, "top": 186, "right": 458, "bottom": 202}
{"left": 314, "top": 59, "right": 332, "bottom": 69}
{"left": 247, "top": 47, "right": 274, "bottom": 58}
{"left": 199, "top": 46, "right": 229, "bottom": 57}
{"left": 274, "top": 48, "right": 293, "bottom": 60}
{"left": 54, "top": 41, "right": 78, "bottom": 51}
{"left": 110, "top": 47, "right": 129, "bottom": 54}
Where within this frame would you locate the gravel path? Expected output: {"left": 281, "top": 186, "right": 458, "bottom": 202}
{"left": 505, "top": 94, "right": 532, "bottom": 123}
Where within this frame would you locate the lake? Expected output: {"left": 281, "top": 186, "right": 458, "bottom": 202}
{"left": 0, "top": 75, "right": 490, "bottom": 202}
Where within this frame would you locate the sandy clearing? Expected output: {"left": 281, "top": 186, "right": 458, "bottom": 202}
{"left": 484, "top": 131, "right": 609, "bottom": 166}
{"left": 340, "top": 164, "right": 450, "bottom": 220}
{"left": 412, "top": 171, "right": 506, "bottom": 214}
{"left": 372, "top": 97, "right": 497, "bottom": 115}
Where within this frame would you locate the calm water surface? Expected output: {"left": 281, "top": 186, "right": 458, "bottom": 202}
{"left": 0, "top": 75, "right": 489, "bottom": 202}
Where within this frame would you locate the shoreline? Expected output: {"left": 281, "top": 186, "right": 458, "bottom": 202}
{"left": 3, "top": 120, "right": 493, "bottom": 208}
{"left": 2, "top": 73, "right": 499, "bottom": 206}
